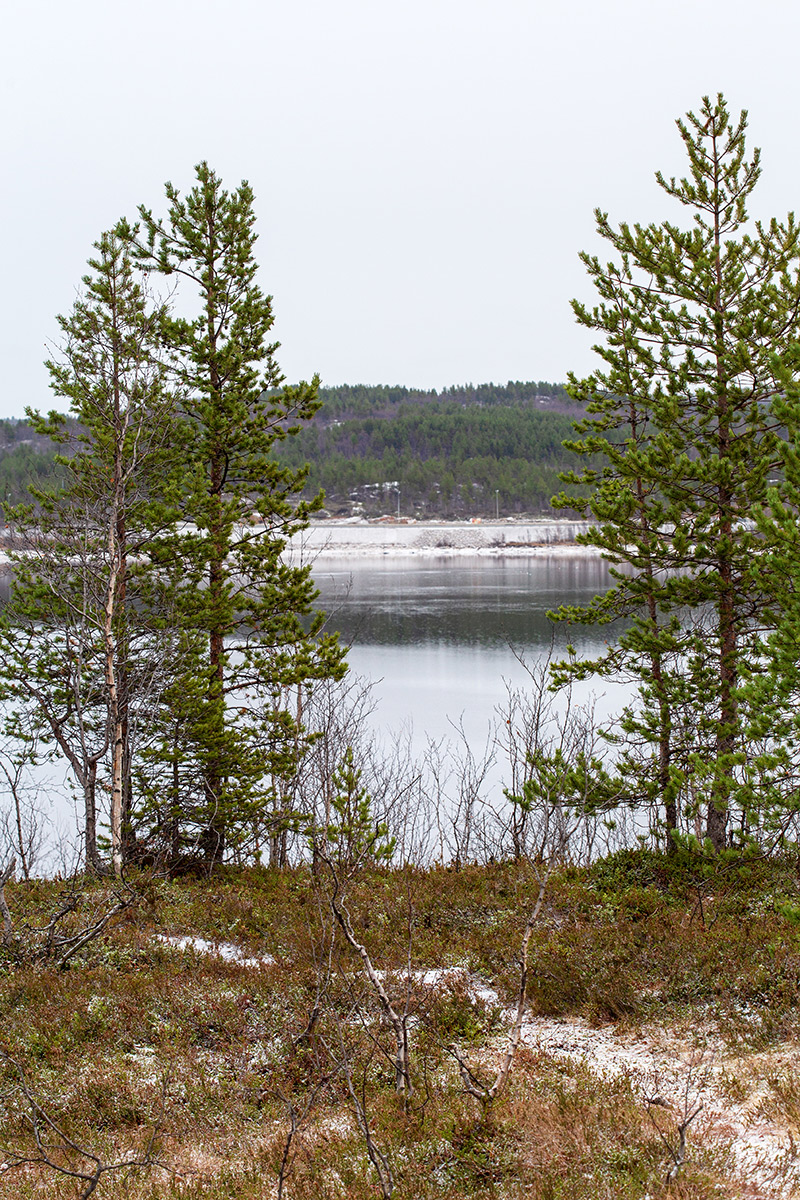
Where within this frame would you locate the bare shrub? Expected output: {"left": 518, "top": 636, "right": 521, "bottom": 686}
{"left": 0, "top": 868, "right": 137, "bottom": 968}
{"left": 493, "top": 649, "right": 621, "bottom": 865}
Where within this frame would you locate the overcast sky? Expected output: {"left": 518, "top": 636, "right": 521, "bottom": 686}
{"left": 1, "top": 0, "right": 798, "bottom": 419}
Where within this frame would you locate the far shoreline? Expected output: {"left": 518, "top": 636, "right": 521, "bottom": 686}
{"left": 0, "top": 518, "right": 604, "bottom": 569}
{"left": 286, "top": 517, "right": 602, "bottom": 559}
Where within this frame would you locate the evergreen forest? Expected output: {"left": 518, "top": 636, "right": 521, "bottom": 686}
{"left": 0, "top": 381, "right": 584, "bottom": 521}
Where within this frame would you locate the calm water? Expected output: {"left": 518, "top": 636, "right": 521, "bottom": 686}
{"left": 1, "top": 552, "right": 634, "bottom": 867}
{"left": 0, "top": 552, "right": 629, "bottom": 752}
{"left": 312, "top": 554, "right": 629, "bottom": 747}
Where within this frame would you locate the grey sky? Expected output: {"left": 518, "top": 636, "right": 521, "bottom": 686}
{"left": 1, "top": 0, "right": 798, "bottom": 418}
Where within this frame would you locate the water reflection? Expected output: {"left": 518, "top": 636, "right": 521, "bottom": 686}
{"left": 311, "top": 554, "right": 630, "bottom": 749}
{"left": 0, "top": 552, "right": 634, "bottom": 865}
{"left": 313, "top": 554, "right": 619, "bottom": 649}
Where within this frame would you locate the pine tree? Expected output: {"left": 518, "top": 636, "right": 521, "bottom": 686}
{"left": 323, "top": 747, "right": 395, "bottom": 873}
{"left": 554, "top": 95, "right": 800, "bottom": 850}
{"left": 741, "top": 366, "right": 800, "bottom": 834}
{"left": 0, "top": 232, "right": 180, "bottom": 873}
{"left": 126, "top": 163, "right": 345, "bottom": 863}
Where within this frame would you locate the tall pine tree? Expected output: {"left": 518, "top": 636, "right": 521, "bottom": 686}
{"left": 126, "top": 163, "right": 345, "bottom": 863}
{"left": 554, "top": 95, "right": 800, "bottom": 850}
{"left": 1, "top": 232, "right": 180, "bottom": 873}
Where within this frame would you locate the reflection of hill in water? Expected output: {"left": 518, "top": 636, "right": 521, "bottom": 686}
{"left": 313, "top": 555, "right": 623, "bottom": 649}
{"left": 0, "top": 554, "right": 625, "bottom": 651}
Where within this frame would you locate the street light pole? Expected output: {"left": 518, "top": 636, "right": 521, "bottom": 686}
{"left": 495, "top": 489, "right": 499, "bottom": 520}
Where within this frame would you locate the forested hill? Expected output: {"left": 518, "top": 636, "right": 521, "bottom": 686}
{"left": 0, "top": 418, "right": 68, "bottom": 506}
{"left": 274, "top": 380, "right": 586, "bottom": 518}
{"left": 0, "top": 381, "right": 587, "bottom": 518}
{"left": 311, "top": 379, "right": 577, "bottom": 420}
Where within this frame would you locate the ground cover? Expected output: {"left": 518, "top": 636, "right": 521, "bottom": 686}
{"left": 2, "top": 852, "right": 800, "bottom": 1198}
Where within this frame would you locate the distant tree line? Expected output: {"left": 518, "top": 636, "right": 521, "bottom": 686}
{"left": 0, "top": 384, "right": 590, "bottom": 519}
{"left": 311, "top": 379, "right": 577, "bottom": 421}
{"left": 273, "top": 386, "right": 588, "bottom": 517}
{"left": 0, "top": 421, "right": 68, "bottom": 511}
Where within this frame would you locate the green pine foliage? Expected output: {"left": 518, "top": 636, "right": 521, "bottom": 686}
{"left": 125, "top": 163, "right": 346, "bottom": 865}
{"left": 272, "top": 388, "right": 586, "bottom": 517}
{"left": 0, "top": 167, "right": 348, "bottom": 875}
{"left": 744, "top": 370, "right": 800, "bottom": 830}
{"left": 0, "top": 435, "right": 66, "bottom": 508}
{"left": 0, "top": 231, "right": 182, "bottom": 873}
{"left": 552, "top": 94, "right": 800, "bottom": 850}
{"left": 322, "top": 747, "right": 395, "bottom": 871}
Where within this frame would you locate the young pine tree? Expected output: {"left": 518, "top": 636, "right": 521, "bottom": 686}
{"left": 1, "top": 232, "right": 181, "bottom": 873}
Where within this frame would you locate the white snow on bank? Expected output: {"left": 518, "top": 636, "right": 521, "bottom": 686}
{"left": 284, "top": 520, "right": 601, "bottom": 560}
{"left": 518, "top": 1015, "right": 800, "bottom": 1195}
{"left": 155, "top": 934, "right": 274, "bottom": 969}
{"left": 0, "top": 521, "right": 601, "bottom": 566}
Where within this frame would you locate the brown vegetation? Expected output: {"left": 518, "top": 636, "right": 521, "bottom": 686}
{"left": 1, "top": 852, "right": 799, "bottom": 1198}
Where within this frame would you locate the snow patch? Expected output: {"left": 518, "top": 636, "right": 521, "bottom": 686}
{"left": 519, "top": 1016, "right": 800, "bottom": 1197}
{"left": 155, "top": 934, "right": 274, "bottom": 969}
{"left": 398, "top": 968, "right": 800, "bottom": 1195}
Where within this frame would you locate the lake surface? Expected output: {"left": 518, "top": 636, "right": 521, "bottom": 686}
{"left": 312, "top": 553, "right": 630, "bottom": 749}
{"left": 1, "top": 550, "right": 637, "bottom": 869}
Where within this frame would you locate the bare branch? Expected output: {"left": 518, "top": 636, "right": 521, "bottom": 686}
{"left": 0, "top": 857, "right": 15, "bottom": 947}
{"left": 0, "top": 1050, "right": 167, "bottom": 1199}
{"left": 323, "top": 853, "right": 413, "bottom": 1100}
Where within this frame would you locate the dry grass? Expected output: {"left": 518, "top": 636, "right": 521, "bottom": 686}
{"left": 0, "top": 852, "right": 798, "bottom": 1198}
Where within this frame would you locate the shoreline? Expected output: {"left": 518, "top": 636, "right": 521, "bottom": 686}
{"left": 0, "top": 520, "right": 603, "bottom": 568}
{"left": 286, "top": 518, "right": 600, "bottom": 559}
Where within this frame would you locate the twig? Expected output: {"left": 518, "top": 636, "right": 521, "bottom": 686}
{"left": 448, "top": 869, "right": 550, "bottom": 1108}
{"left": 0, "top": 1050, "right": 166, "bottom": 1199}
{"left": 324, "top": 854, "right": 413, "bottom": 1100}
{"left": 342, "top": 1047, "right": 394, "bottom": 1199}
{"left": 488, "top": 871, "right": 548, "bottom": 1099}
{"left": 646, "top": 1050, "right": 708, "bottom": 1183}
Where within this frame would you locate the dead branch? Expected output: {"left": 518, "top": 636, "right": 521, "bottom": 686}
{"left": 645, "top": 1049, "right": 708, "bottom": 1183}
{"left": 448, "top": 869, "right": 550, "bottom": 1109}
{"left": 323, "top": 855, "right": 413, "bottom": 1100}
{"left": 646, "top": 1095, "right": 703, "bottom": 1184}
{"left": 0, "top": 1050, "right": 166, "bottom": 1199}
{"left": 3, "top": 872, "right": 136, "bottom": 968}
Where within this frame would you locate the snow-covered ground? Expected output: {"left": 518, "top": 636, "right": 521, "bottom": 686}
{"left": 521, "top": 1013, "right": 800, "bottom": 1198}
{"left": 431, "top": 968, "right": 800, "bottom": 1199}
{"left": 155, "top": 934, "right": 274, "bottom": 970}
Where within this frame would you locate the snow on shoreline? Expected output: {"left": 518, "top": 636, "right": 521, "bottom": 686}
{"left": 0, "top": 520, "right": 602, "bottom": 568}
{"left": 285, "top": 519, "right": 601, "bottom": 560}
